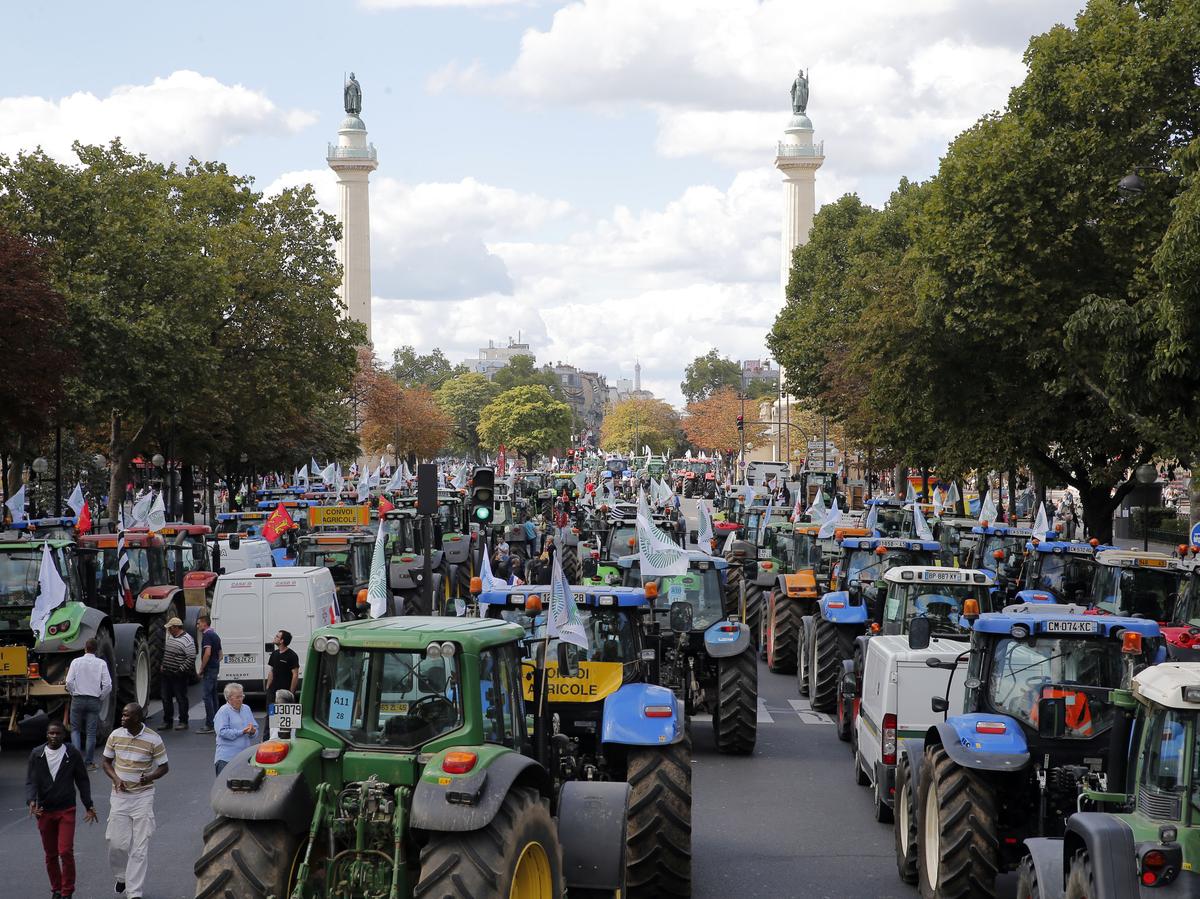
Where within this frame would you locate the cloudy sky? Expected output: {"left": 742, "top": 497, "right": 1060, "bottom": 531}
{"left": 3, "top": 0, "right": 1084, "bottom": 405}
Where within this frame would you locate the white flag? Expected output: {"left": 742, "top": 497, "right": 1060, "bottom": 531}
{"left": 932, "top": 487, "right": 945, "bottom": 518}
{"left": 636, "top": 509, "right": 690, "bottom": 577}
{"left": 66, "top": 484, "right": 86, "bottom": 517}
{"left": 385, "top": 466, "right": 405, "bottom": 493}
{"left": 978, "top": 490, "right": 997, "bottom": 525}
{"left": 147, "top": 492, "right": 167, "bottom": 532}
{"left": 905, "top": 480, "right": 917, "bottom": 503}
{"left": 548, "top": 551, "right": 588, "bottom": 650}
{"left": 685, "top": 449, "right": 692, "bottom": 460}
{"left": 369, "top": 466, "right": 381, "bottom": 488}
{"left": 1033, "top": 502, "right": 1050, "bottom": 536}
{"left": 479, "top": 543, "right": 500, "bottom": 591}
{"left": 864, "top": 501, "right": 879, "bottom": 534}
{"left": 791, "top": 496, "right": 804, "bottom": 523}
{"left": 295, "top": 465, "right": 308, "bottom": 486}
{"left": 129, "top": 490, "right": 153, "bottom": 528}
{"left": 311, "top": 457, "right": 322, "bottom": 477}
{"left": 31, "top": 543, "right": 67, "bottom": 641}
{"left": 912, "top": 503, "right": 934, "bottom": 541}
{"left": 320, "top": 463, "right": 337, "bottom": 486}
{"left": 452, "top": 465, "right": 468, "bottom": 490}
{"left": 5, "top": 484, "right": 27, "bottom": 524}
{"left": 818, "top": 497, "right": 842, "bottom": 539}
{"left": 805, "top": 488, "right": 826, "bottom": 520}
{"left": 946, "top": 481, "right": 961, "bottom": 506}
{"left": 365, "top": 521, "right": 390, "bottom": 619}
{"left": 697, "top": 500, "right": 715, "bottom": 549}
{"left": 357, "top": 472, "right": 370, "bottom": 504}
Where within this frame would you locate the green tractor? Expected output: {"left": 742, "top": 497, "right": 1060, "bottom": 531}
{"left": 195, "top": 617, "right": 629, "bottom": 898}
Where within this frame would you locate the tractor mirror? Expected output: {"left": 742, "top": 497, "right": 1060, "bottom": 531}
{"left": 689, "top": 529, "right": 698, "bottom": 544}
{"left": 931, "top": 696, "right": 949, "bottom": 713}
{"left": 908, "top": 617, "right": 932, "bottom": 651}
{"left": 228, "top": 533, "right": 241, "bottom": 550}
{"left": 556, "top": 642, "right": 581, "bottom": 678}
{"left": 1038, "top": 697, "right": 1067, "bottom": 739}
{"left": 669, "top": 600, "right": 694, "bottom": 633}
{"left": 582, "top": 557, "right": 598, "bottom": 579}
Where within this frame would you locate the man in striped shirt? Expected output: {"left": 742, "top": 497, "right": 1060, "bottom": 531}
{"left": 102, "top": 703, "right": 169, "bottom": 899}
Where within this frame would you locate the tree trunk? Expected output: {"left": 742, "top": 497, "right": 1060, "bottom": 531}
{"left": 181, "top": 462, "right": 195, "bottom": 524}
{"left": 107, "top": 411, "right": 154, "bottom": 525}
{"left": 920, "top": 467, "right": 930, "bottom": 502}
{"left": 894, "top": 465, "right": 907, "bottom": 497}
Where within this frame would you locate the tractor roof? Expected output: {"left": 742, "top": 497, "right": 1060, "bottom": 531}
{"left": 865, "top": 497, "right": 903, "bottom": 508}
{"left": 968, "top": 603, "right": 1161, "bottom": 639}
{"left": 80, "top": 533, "right": 163, "bottom": 549}
{"left": 1027, "top": 540, "right": 1109, "bottom": 556}
{"left": 884, "top": 566, "right": 994, "bottom": 586}
{"left": 0, "top": 538, "right": 73, "bottom": 551}
{"left": 255, "top": 500, "right": 315, "bottom": 510}
{"left": 218, "top": 512, "right": 269, "bottom": 521}
{"left": 479, "top": 585, "right": 650, "bottom": 608}
{"left": 971, "top": 525, "right": 1053, "bottom": 538}
{"left": 7, "top": 516, "right": 77, "bottom": 533}
{"left": 841, "top": 537, "right": 940, "bottom": 552}
{"left": 1094, "top": 549, "right": 1176, "bottom": 570}
{"left": 616, "top": 552, "right": 727, "bottom": 570}
{"left": 155, "top": 523, "right": 213, "bottom": 537}
{"left": 1132, "top": 663, "right": 1200, "bottom": 711}
{"left": 314, "top": 615, "right": 524, "bottom": 652}
{"left": 299, "top": 531, "right": 373, "bottom": 544}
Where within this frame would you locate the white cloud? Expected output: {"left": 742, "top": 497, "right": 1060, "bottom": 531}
{"left": 363, "top": 0, "right": 523, "bottom": 6}
{"left": 0, "top": 70, "right": 315, "bottom": 164}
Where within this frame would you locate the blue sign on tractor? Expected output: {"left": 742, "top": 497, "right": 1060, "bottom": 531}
{"left": 1190, "top": 520, "right": 1200, "bottom": 548}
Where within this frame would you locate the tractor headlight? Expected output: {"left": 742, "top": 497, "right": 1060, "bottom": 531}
{"left": 313, "top": 636, "right": 328, "bottom": 653}
{"left": 323, "top": 638, "right": 341, "bottom": 655}
{"left": 426, "top": 642, "right": 443, "bottom": 659}
{"left": 440, "top": 642, "right": 456, "bottom": 657}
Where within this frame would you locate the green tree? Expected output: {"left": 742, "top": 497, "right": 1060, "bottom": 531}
{"left": 436, "top": 373, "right": 502, "bottom": 460}
{"left": 600, "top": 398, "right": 682, "bottom": 455}
{"left": 492, "top": 354, "right": 564, "bottom": 398}
{"left": 390, "top": 345, "right": 466, "bottom": 390}
{"left": 477, "top": 385, "right": 572, "bottom": 467}
{"left": 680, "top": 350, "right": 743, "bottom": 404}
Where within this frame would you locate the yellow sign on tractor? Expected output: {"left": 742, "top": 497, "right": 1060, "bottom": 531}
{"left": 308, "top": 505, "right": 370, "bottom": 528}
{"left": 521, "top": 660, "right": 624, "bottom": 703}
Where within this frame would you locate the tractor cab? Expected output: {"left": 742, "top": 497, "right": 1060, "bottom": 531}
{"left": 215, "top": 510, "right": 269, "bottom": 538}
{"left": 931, "top": 515, "right": 980, "bottom": 567}
{"left": 296, "top": 531, "right": 376, "bottom": 620}
{"left": 830, "top": 537, "right": 941, "bottom": 601}
{"left": 1015, "top": 539, "right": 1110, "bottom": 606}
{"left": 1, "top": 516, "right": 79, "bottom": 542}
{"left": 879, "top": 566, "right": 994, "bottom": 638}
{"left": 864, "top": 498, "right": 906, "bottom": 537}
{"left": 617, "top": 553, "right": 729, "bottom": 633}
{"left": 78, "top": 532, "right": 169, "bottom": 609}
{"left": 967, "top": 525, "right": 1055, "bottom": 596}
{"left": 1086, "top": 549, "right": 1186, "bottom": 632}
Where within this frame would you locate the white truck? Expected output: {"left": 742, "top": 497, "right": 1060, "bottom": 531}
{"left": 851, "top": 566, "right": 994, "bottom": 823}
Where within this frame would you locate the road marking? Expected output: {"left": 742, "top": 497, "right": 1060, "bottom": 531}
{"left": 757, "top": 697, "right": 775, "bottom": 724}
{"left": 788, "top": 699, "right": 834, "bottom": 725}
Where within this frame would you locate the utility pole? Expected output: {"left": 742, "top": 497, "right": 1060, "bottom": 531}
{"left": 738, "top": 392, "right": 746, "bottom": 485}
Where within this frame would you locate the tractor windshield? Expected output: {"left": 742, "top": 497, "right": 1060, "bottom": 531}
{"left": 883, "top": 584, "right": 978, "bottom": 635}
{"left": 314, "top": 648, "right": 461, "bottom": 748}
{"left": 609, "top": 524, "right": 638, "bottom": 559}
{"left": 781, "top": 533, "right": 822, "bottom": 570}
{"left": 1089, "top": 565, "right": 1185, "bottom": 622}
{"left": 642, "top": 569, "right": 725, "bottom": 630}
{"left": 0, "top": 547, "right": 50, "bottom": 608}
{"left": 985, "top": 636, "right": 1143, "bottom": 738}
{"left": 380, "top": 516, "right": 416, "bottom": 552}
{"left": 687, "top": 462, "right": 709, "bottom": 476}
{"left": 98, "top": 547, "right": 166, "bottom": 596}
{"left": 1138, "top": 706, "right": 1193, "bottom": 811}
{"left": 873, "top": 508, "right": 905, "bottom": 537}
{"left": 1026, "top": 553, "right": 1096, "bottom": 600}
{"left": 845, "top": 549, "right": 928, "bottom": 586}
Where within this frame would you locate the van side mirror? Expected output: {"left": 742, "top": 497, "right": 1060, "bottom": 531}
{"left": 1038, "top": 697, "right": 1067, "bottom": 739}
{"left": 229, "top": 534, "right": 241, "bottom": 550}
{"left": 669, "top": 600, "right": 694, "bottom": 633}
{"left": 556, "top": 642, "right": 581, "bottom": 678}
{"left": 908, "top": 616, "right": 932, "bottom": 651}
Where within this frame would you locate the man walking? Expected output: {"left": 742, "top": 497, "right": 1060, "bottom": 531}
{"left": 159, "top": 617, "right": 195, "bottom": 731}
{"left": 195, "top": 614, "right": 221, "bottom": 735}
{"left": 65, "top": 638, "right": 112, "bottom": 769}
{"left": 102, "top": 702, "right": 168, "bottom": 899}
{"left": 264, "top": 630, "right": 300, "bottom": 697}
{"left": 27, "top": 721, "right": 97, "bottom": 899}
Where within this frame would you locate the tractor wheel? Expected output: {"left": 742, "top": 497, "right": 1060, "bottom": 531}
{"left": 713, "top": 649, "right": 757, "bottom": 755}
{"left": 193, "top": 817, "right": 300, "bottom": 899}
{"left": 917, "top": 743, "right": 1000, "bottom": 899}
{"left": 767, "top": 594, "right": 800, "bottom": 674}
{"left": 894, "top": 754, "right": 918, "bottom": 884}
{"left": 809, "top": 617, "right": 847, "bottom": 713}
{"left": 92, "top": 629, "right": 121, "bottom": 743}
{"left": 722, "top": 560, "right": 743, "bottom": 618}
{"left": 454, "top": 561, "right": 472, "bottom": 599}
{"left": 561, "top": 544, "right": 581, "bottom": 583}
{"left": 835, "top": 685, "right": 853, "bottom": 743}
{"left": 1063, "top": 848, "right": 1095, "bottom": 899}
{"left": 415, "top": 786, "right": 563, "bottom": 898}
{"left": 626, "top": 740, "right": 691, "bottom": 897}
{"left": 145, "top": 611, "right": 168, "bottom": 693}
{"left": 510, "top": 540, "right": 528, "bottom": 564}
{"left": 795, "top": 619, "right": 809, "bottom": 696}
{"left": 115, "top": 629, "right": 151, "bottom": 722}
{"left": 743, "top": 583, "right": 764, "bottom": 651}
{"left": 1015, "top": 855, "right": 1044, "bottom": 899}
{"left": 438, "top": 561, "right": 453, "bottom": 613}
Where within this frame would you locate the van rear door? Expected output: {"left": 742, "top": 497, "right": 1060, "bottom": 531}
{"left": 214, "top": 577, "right": 265, "bottom": 685}
{"left": 264, "top": 575, "right": 316, "bottom": 684}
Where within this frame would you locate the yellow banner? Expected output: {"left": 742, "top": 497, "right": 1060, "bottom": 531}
{"left": 309, "top": 505, "right": 369, "bottom": 527}
{"left": 0, "top": 645, "right": 28, "bottom": 677}
{"left": 521, "top": 660, "right": 624, "bottom": 703}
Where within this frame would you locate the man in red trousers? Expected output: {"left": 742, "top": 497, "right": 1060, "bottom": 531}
{"left": 26, "top": 720, "right": 98, "bottom": 899}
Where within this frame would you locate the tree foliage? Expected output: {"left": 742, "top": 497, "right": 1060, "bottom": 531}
{"left": 389, "top": 345, "right": 466, "bottom": 391}
{"left": 492, "top": 354, "right": 564, "bottom": 398}
{"left": 600, "top": 398, "right": 682, "bottom": 455}
{"left": 680, "top": 350, "right": 743, "bottom": 404}
{"left": 477, "top": 385, "right": 572, "bottom": 466}
{"left": 362, "top": 367, "right": 452, "bottom": 461}
{"left": 682, "top": 388, "right": 765, "bottom": 454}
{"left": 436, "top": 373, "right": 502, "bottom": 460}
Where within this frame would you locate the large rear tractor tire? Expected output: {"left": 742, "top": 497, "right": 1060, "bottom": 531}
{"left": 92, "top": 628, "right": 120, "bottom": 743}
{"left": 454, "top": 561, "right": 472, "bottom": 599}
{"left": 626, "top": 740, "right": 692, "bottom": 897}
{"left": 795, "top": 619, "right": 809, "bottom": 696}
{"left": 743, "top": 583, "right": 764, "bottom": 651}
{"left": 115, "top": 629, "right": 151, "bottom": 722}
{"left": 722, "top": 560, "right": 744, "bottom": 619}
{"left": 561, "top": 544, "right": 581, "bottom": 584}
{"left": 917, "top": 743, "right": 1000, "bottom": 899}
{"left": 194, "top": 817, "right": 300, "bottom": 899}
{"left": 894, "top": 753, "right": 918, "bottom": 884}
{"left": 415, "top": 786, "right": 563, "bottom": 898}
{"left": 809, "top": 617, "right": 847, "bottom": 713}
{"left": 1063, "top": 848, "right": 1095, "bottom": 899}
{"left": 766, "top": 594, "right": 800, "bottom": 674}
{"left": 713, "top": 649, "right": 757, "bottom": 755}
{"left": 145, "top": 611, "right": 168, "bottom": 693}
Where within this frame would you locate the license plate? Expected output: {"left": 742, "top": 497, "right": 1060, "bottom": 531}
{"left": 924, "top": 570, "right": 960, "bottom": 582}
{"left": 1043, "top": 620, "right": 1098, "bottom": 634}
{"left": 0, "top": 645, "right": 28, "bottom": 676}
{"left": 269, "top": 703, "right": 302, "bottom": 731}
{"left": 224, "top": 653, "right": 256, "bottom": 665}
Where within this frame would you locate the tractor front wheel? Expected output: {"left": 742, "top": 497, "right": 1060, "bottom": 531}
{"left": 713, "top": 649, "right": 757, "bottom": 755}
{"left": 415, "top": 786, "right": 563, "bottom": 898}
{"left": 894, "top": 754, "right": 918, "bottom": 884}
{"left": 561, "top": 543, "right": 580, "bottom": 583}
{"left": 722, "top": 559, "right": 743, "bottom": 618}
{"left": 626, "top": 741, "right": 691, "bottom": 897}
{"left": 767, "top": 593, "right": 800, "bottom": 674}
{"left": 917, "top": 743, "right": 1000, "bottom": 899}
{"left": 1063, "top": 848, "right": 1095, "bottom": 899}
{"left": 1015, "top": 855, "right": 1045, "bottom": 899}
{"left": 193, "top": 817, "right": 300, "bottom": 899}
{"left": 809, "top": 617, "right": 847, "bottom": 713}
{"left": 115, "top": 629, "right": 151, "bottom": 722}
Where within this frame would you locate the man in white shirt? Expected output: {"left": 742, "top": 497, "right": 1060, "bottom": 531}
{"left": 65, "top": 639, "right": 112, "bottom": 769}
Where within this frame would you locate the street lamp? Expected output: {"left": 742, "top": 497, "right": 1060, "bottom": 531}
{"left": 1118, "top": 172, "right": 1146, "bottom": 198}
{"left": 1136, "top": 463, "right": 1157, "bottom": 551}
{"left": 32, "top": 457, "right": 49, "bottom": 476}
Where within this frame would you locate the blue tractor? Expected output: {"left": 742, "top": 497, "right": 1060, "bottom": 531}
{"left": 1013, "top": 539, "right": 1112, "bottom": 606}
{"left": 892, "top": 603, "right": 1163, "bottom": 897}
{"left": 800, "top": 536, "right": 941, "bottom": 712}
{"left": 618, "top": 552, "right": 759, "bottom": 755}
{"left": 966, "top": 524, "right": 1055, "bottom": 599}
{"left": 864, "top": 497, "right": 907, "bottom": 537}
{"left": 478, "top": 583, "right": 691, "bottom": 897}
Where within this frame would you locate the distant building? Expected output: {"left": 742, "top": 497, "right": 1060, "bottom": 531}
{"left": 741, "top": 359, "right": 779, "bottom": 393}
{"left": 467, "top": 337, "right": 534, "bottom": 379}
{"left": 550, "top": 363, "right": 609, "bottom": 433}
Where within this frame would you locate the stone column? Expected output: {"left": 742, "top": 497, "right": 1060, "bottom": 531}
{"left": 327, "top": 115, "right": 378, "bottom": 343}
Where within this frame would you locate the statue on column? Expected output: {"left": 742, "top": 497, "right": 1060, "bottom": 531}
{"left": 790, "top": 68, "right": 809, "bottom": 115}
{"left": 344, "top": 72, "right": 362, "bottom": 115}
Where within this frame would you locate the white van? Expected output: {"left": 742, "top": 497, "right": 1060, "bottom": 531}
{"left": 214, "top": 536, "right": 273, "bottom": 574}
{"left": 210, "top": 567, "right": 338, "bottom": 694}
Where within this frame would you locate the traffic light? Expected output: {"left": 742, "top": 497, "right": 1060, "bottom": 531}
{"left": 470, "top": 466, "right": 495, "bottom": 525}
{"left": 736, "top": 414, "right": 744, "bottom": 432}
